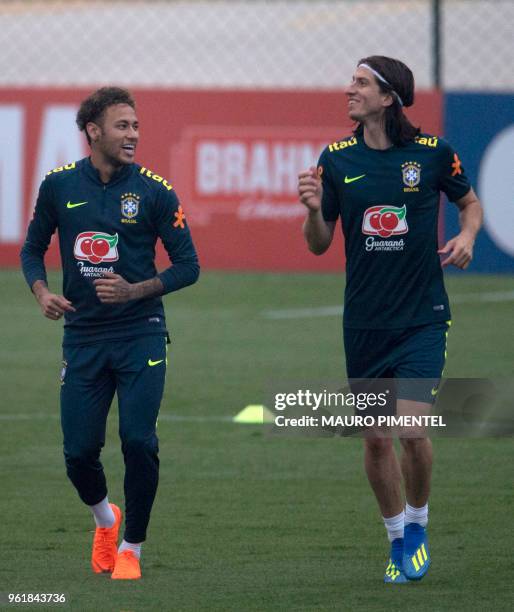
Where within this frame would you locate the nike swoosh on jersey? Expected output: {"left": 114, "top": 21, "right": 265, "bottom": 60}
{"left": 431, "top": 387, "right": 439, "bottom": 396}
{"left": 148, "top": 359, "right": 164, "bottom": 366}
{"left": 344, "top": 174, "right": 366, "bottom": 184}
{"left": 66, "top": 201, "right": 88, "bottom": 208}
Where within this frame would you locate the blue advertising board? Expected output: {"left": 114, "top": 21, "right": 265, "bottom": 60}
{"left": 444, "top": 93, "right": 514, "bottom": 272}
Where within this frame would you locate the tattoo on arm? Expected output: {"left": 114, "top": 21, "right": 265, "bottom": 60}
{"left": 131, "top": 277, "right": 164, "bottom": 300}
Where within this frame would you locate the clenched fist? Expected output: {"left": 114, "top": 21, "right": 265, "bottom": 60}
{"left": 298, "top": 166, "right": 323, "bottom": 212}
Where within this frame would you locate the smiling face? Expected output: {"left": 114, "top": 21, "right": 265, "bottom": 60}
{"left": 345, "top": 67, "right": 393, "bottom": 123}
{"left": 87, "top": 103, "right": 139, "bottom": 167}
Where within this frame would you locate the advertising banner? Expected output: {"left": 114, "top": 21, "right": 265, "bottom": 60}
{"left": 444, "top": 93, "right": 514, "bottom": 272}
{"left": 0, "top": 88, "right": 441, "bottom": 271}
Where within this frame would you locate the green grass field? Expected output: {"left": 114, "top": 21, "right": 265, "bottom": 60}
{"left": 1, "top": 270, "right": 513, "bottom": 611}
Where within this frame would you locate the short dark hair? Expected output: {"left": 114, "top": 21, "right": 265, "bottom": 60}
{"left": 353, "top": 55, "right": 420, "bottom": 146}
{"left": 76, "top": 86, "right": 136, "bottom": 145}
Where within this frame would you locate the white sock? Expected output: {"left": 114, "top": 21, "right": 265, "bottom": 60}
{"left": 119, "top": 539, "right": 142, "bottom": 559}
{"left": 405, "top": 502, "right": 428, "bottom": 527}
{"left": 90, "top": 496, "right": 115, "bottom": 528}
{"left": 383, "top": 510, "right": 405, "bottom": 542}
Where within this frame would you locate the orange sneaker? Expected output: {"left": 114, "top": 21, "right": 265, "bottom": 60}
{"left": 91, "top": 503, "right": 122, "bottom": 573}
{"left": 111, "top": 550, "right": 141, "bottom": 580}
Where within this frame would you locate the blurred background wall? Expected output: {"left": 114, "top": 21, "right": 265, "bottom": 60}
{"left": 1, "top": 0, "right": 512, "bottom": 271}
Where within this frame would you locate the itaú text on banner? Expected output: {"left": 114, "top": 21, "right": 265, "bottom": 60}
{"left": 0, "top": 88, "right": 441, "bottom": 271}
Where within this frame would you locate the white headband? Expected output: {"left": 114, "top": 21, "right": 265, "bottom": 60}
{"left": 358, "top": 63, "right": 404, "bottom": 107}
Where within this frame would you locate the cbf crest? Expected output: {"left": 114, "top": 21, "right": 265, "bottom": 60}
{"left": 121, "top": 192, "right": 140, "bottom": 224}
{"left": 401, "top": 161, "right": 421, "bottom": 192}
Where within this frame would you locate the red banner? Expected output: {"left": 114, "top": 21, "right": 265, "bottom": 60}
{"left": 0, "top": 88, "right": 441, "bottom": 271}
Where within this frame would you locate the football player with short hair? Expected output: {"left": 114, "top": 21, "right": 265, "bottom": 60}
{"left": 21, "top": 87, "right": 199, "bottom": 580}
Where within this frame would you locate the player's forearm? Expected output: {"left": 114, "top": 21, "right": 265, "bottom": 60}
{"left": 130, "top": 277, "right": 165, "bottom": 300}
{"left": 303, "top": 210, "right": 333, "bottom": 255}
{"left": 21, "top": 245, "right": 48, "bottom": 293}
{"left": 458, "top": 199, "right": 483, "bottom": 240}
{"left": 32, "top": 279, "right": 50, "bottom": 299}
{"left": 157, "top": 257, "right": 200, "bottom": 294}
{"left": 95, "top": 266, "right": 198, "bottom": 304}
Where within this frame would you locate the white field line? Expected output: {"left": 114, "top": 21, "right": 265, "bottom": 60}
{"left": 0, "top": 413, "right": 233, "bottom": 423}
{"left": 262, "top": 290, "right": 514, "bottom": 320}
{"left": 264, "top": 305, "right": 342, "bottom": 319}
{"left": 451, "top": 290, "right": 514, "bottom": 304}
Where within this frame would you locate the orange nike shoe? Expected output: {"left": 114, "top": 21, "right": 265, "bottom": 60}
{"left": 91, "top": 503, "right": 122, "bottom": 573}
{"left": 111, "top": 550, "right": 141, "bottom": 580}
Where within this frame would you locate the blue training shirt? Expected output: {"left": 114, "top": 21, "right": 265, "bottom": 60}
{"left": 21, "top": 157, "right": 200, "bottom": 345}
{"left": 318, "top": 134, "right": 471, "bottom": 329}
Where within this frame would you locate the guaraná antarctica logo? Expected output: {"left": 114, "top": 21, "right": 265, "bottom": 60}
{"left": 362, "top": 204, "right": 408, "bottom": 238}
{"left": 362, "top": 205, "right": 408, "bottom": 252}
{"left": 73, "top": 231, "right": 119, "bottom": 264}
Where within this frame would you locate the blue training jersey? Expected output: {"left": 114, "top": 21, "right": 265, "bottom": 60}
{"left": 21, "top": 158, "right": 199, "bottom": 345}
{"left": 318, "top": 134, "right": 471, "bottom": 329}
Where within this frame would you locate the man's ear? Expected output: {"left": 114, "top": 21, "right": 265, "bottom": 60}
{"left": 382, "top": 93, "right": 394, "bottom": 108}
{"left": 86, "top": 121, "right": 101, "bottom": 143}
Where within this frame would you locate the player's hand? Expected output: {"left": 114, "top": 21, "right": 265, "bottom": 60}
{"left": 35, "top": 289, "right": 75, "bottom": 320}
{"left": 94, "top": 271, "right": 135, "bottom": 303}
{"left": 438, "top": 232, "right": 475, "bottom": 269}
{"left": 298, "top": 166, "right": 323, "bottom": 212}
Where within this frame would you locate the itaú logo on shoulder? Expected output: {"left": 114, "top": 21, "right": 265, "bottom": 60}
{"left": 362, "top": 205, "right": 408, "bottom": 238}
{"left": 74, "top": 231, "right": 119, "bottom": 264}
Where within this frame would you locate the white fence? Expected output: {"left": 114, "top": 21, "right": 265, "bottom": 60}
{"left": 0, "top": 0, "right": 512, "bottom": 90}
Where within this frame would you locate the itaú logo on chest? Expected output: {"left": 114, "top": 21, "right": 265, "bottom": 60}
{"left": 362, "top": 205, "right": 408, "bottom": 238}
{"left": 74, "top": 231, "right": 119, "bottom": 264}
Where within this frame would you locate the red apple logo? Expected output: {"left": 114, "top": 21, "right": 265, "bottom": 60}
{"left": 91, "top": 238, "right": 110, "bottom": 258}
{"left": 380, "top": 212, "right": 399, "bottom": 231}
{"left": 74, "top": 231, "right": 119, "bottom": 264}
{"left": 81, "top": 238, "right": 93, "bottom": 256}
{"left": 370, "top": 212, "right": 382, "bottom": 231}
{"left": 362, "top": 205, "right": 408, "bottom": 237}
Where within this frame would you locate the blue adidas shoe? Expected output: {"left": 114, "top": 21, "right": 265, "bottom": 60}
{"left": 403, "top": 523, "right": 430, "bottom": 580}
{"left": 384, "top": 538, "right": 409, "bottom": 584}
